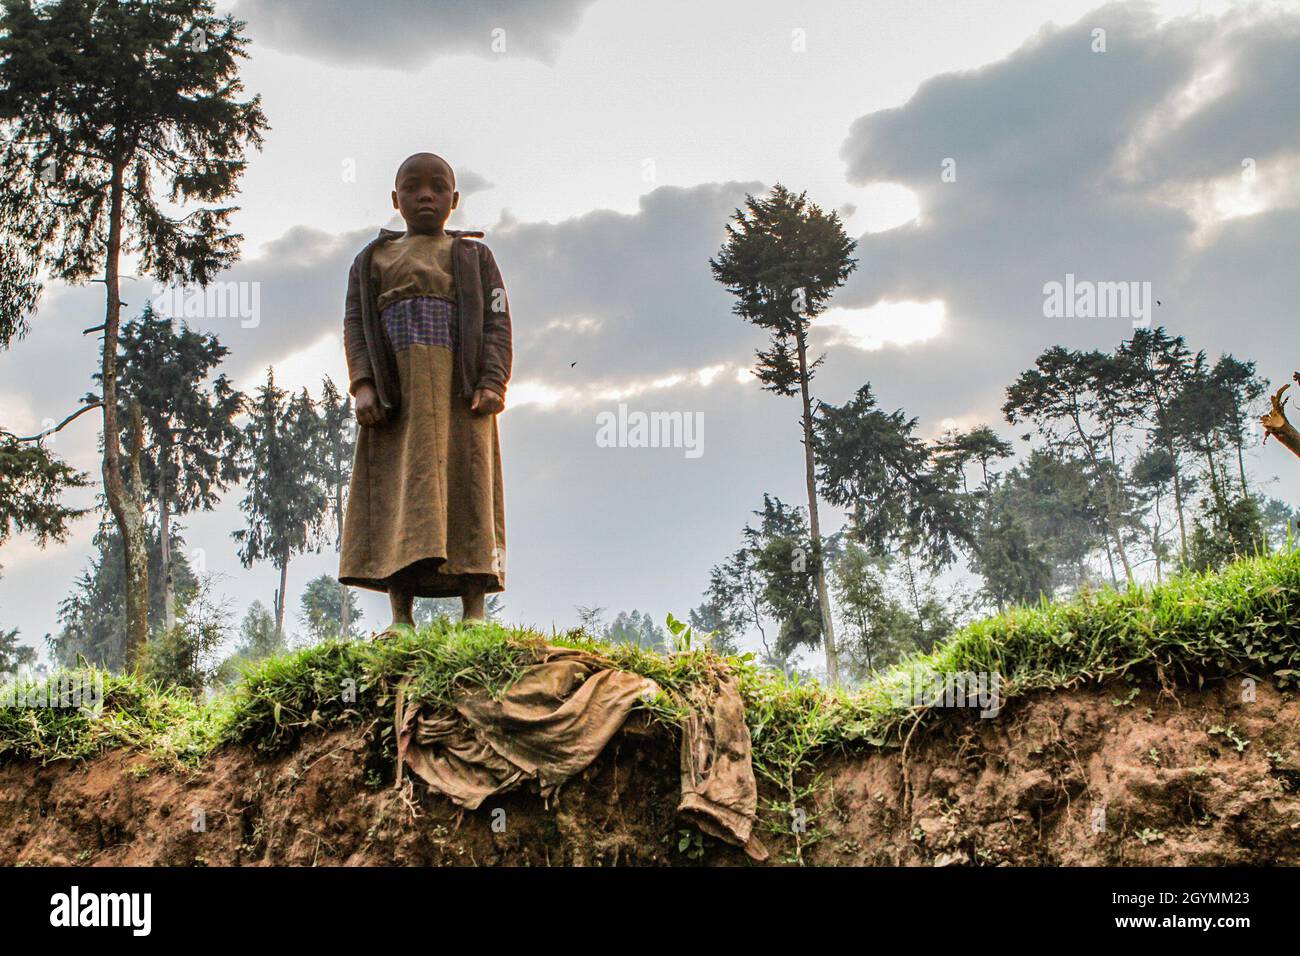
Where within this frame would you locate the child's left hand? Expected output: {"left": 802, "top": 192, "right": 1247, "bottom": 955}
{"left": 470, "top": 387, "right": 504, "bottom": 415}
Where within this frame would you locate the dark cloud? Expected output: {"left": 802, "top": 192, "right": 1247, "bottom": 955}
{"left": 1135, "top": 15, "right": 1300, "bottom": 188}
{"left": 482, "top": 182, "right": 767, "bottom": 382}
{"left": 231, "top": 0, "right": 597, "bottom": 69}
{"left": 830, "top": 1, "right": 1300, "bottom": 440}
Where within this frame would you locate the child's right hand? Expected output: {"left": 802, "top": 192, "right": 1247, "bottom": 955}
{"left": 354, "top": 381, "right": 387, "bottom": 427}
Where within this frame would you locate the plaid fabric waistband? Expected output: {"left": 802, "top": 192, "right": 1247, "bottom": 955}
{"left": 380, "top": 295, "right": 457, "bottom": 353}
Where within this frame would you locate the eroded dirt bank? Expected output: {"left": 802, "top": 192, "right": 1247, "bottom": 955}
{"left": 2, "top": 680, "right": 1296, "bottom": 866}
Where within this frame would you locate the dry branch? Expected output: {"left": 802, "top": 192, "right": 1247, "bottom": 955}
{"left": 1261, "top": 373, "right": 1300, "bottom": 461}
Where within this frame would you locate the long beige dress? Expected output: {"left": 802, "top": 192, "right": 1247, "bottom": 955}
{"left": 338, "top": 233, "right": 506, "bottom": 598}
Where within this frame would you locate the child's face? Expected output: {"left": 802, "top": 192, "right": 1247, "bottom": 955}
{"left": 392, "top": 156, "right": 459, "bottom": 234}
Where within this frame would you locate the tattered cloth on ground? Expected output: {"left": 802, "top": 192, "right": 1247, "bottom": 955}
{"left": 394, "top": 645, "right": 768, "bottom": 861}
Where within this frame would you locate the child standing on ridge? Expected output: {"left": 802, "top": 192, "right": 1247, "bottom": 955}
{"left": 338, "top": 152, "right": 511, "bottom": 628}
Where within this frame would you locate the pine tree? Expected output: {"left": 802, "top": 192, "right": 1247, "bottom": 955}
{"left": 1116, "top": 328, "right": 1196, "bottom": 560}
{"left": 317, "top": 377, "right": 356, "bottom": 638}
{"left": 0, "top": 0, "right": 268, "bottom": 667}
{"left": 1004, "top": 347, "right": 1138, "bottom": 584}
{"left": 49, "top": 520, "right": 198, "bottom": 670}
{"left": 99, "top": 306, "right": 245, "bottom": 630}
{"left": 233, "top": 371, "right": 329, "bottom": 639}
{"left": 710, "top": 185, "right": 857, "bottom": 684}
{"left": 299, "top": 573, "right": 363, "bottom": 643}
{"left": 741, "top": 494, "right": 822, "bottom": 672}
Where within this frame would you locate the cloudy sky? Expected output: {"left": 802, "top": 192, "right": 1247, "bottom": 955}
{"left": 2, "top": 0, "right": 1298, "bottom": 658}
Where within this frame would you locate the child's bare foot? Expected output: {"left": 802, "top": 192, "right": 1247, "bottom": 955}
{"left": 373, "top": 584, "right": 416, "bottom": 640}
{"left": 462, "top": 589, "right": 486, "bottom": 624}
{"left": 369, "top": 621, "right": 413, "bottom": 642}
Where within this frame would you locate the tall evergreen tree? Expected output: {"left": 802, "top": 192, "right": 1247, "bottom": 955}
{"left": 607, "top": 609, "right": 667, "bottom": 651}
{"left": 988, "top": 449, "right": 1105, "bottom": 593}
{"left": 686, "top": 596, "right": 741, "bottom": 654}
{"left": 829, "top": 542, "right": 916, "bottom": 678}
{"left": 1004, "top": 347, "right": 1138, "bottom": 583}
{"left": 741, "top": 494, "right": 822, "bottom": 671}
{"left": 49, "top": 519, "right": 197, "bottom": 670}
{"left": 317, "top": 377, "right": 356, "bottom": 638}
{"left": 299, "top": 572, "right": 363, "bottom": 643}
{"left": 0, "top": 0, "right": 268, "bottom": 667}
{"left": 1171, "top": 352, "right": 1232, "bottom": 501}
{"left": 1210, "top": 355, "right": 1266, "bottom": 496}
{"left": 1129, "top": 447, "right": 1178, "bottom": 581}
{"left": 814, "top": 384, "right": 974, "bottom": 569}
{"left": 1116, "top": 328, "right": 1195, "bottom": 559}
{"left": 699, "top": 547, "right": 772, "bottom": 664}
{"left": 233, "top": 371, "right": 328, "bottom": 639}
{"left": 99, "top": 306, "right": 244, "bottom": 630}
{"left": 969, "top": 507, "right": 1053, "bottom": 609}
{"left": 710, "top": 185, "right": 857, "bottom": 684}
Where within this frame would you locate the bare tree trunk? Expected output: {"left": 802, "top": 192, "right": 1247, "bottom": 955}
{"left": 1070, "top": 412, "right": 1133, "bottom": 583}
{"left": 794, "top": 329, "right": 839, "bottom": 685}
{"left": 1151, "top": 392, "right": 1189, "bottom": 560}
{"left": 1153, "top": 487, "right": 1164, "bottom": 583}
{"left": 159, "top": 446, "right": 176, "bottom": 631}
{"left": 1108, "top": 520, "right": 1133, "bottom": 584}
{"left": 1204, "top": 449, "right": 1222, "bottom": 499}
{"left": 1102, "top": 530, "right": 1118, "bottom": 588}
{"left": 335, "top": 482, "right": 349, "bottom": 638}
{"left": 100, "top": 163, "right": 150, "bottom": 670}
{"left": 275, "top": 556, "right": 289, "bottom": 639}
{"left": 1170, "top": 454, "right": 1188, "bottom": 560}
{"left": 902, "top": 545, "right": 927, "bottom": 652}
{"left": 743, "top": 584, "right": 774, "bottom": 668}
{"left": 1105, "top": 428, "right": 1136, "bottom": 578}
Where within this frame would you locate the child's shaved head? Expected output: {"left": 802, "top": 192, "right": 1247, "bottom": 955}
{"left": 395, "top": 152, "right": 455, "bottom": 188}
{"left": 392, "top": 152, "right": 459, "bottom": 235}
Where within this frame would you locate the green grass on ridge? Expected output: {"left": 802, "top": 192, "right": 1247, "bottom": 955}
{"left": 1, "top": 549, "right": 1296, "bottom": 779}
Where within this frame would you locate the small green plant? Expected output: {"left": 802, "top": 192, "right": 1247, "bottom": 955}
{"left": 1111, "top": 687, "right": 1140, "bottom": 708}
{"left": 676, "top": 828, "right": 705, "bottom": 860}
{"left": 1136, "top": 828, "right": 1164, "bottom": 845}
{"left": 1208, "top": 724, "right": 1250, "bottom": 753}
{"left": 665, "top": 612, "right": 711, "bottom": 654}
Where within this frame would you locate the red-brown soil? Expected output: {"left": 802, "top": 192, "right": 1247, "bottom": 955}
{"left": 2, "top": 680, "right": 1296, "bottom": 866}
